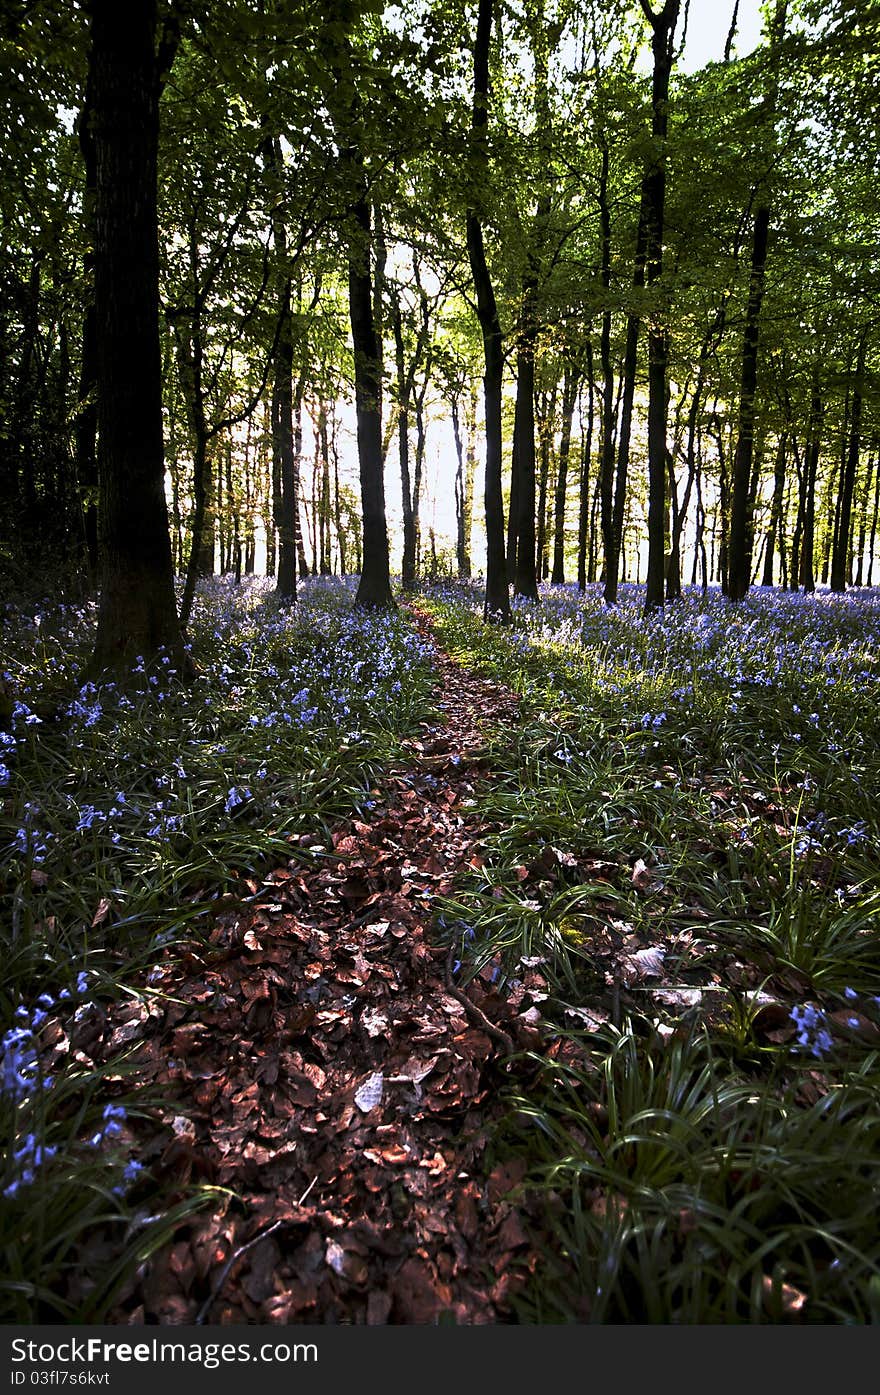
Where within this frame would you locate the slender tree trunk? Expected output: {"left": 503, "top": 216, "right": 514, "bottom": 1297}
{"left": 513, "top": 283, "right": 540, "bottom": 600}
{"left": 391, "top": 298, "right": 415, "bottom": 588}
{"left": 413, "top": 373, "right": 429, "bottom": 579}
{"left": 640, "top": 0, "right": 680, "bottom": 614}
{"left": 608, "top": 233, "right": 645, "bottom": 605}
{"left": 761, "top": 432, "right": 787, "bottom": 587}
{"left": 854, "top": 453, "right": 873, "bottom": 585}
{"left": 535, "top": 388, "right": 553, "bottom": 583}
{"left": 333, "top": 421, "right": 347, "bottom": 575}
{"left": 347, "top": 192, "right": 393, "bottom": 607}
{"left": 711, "top": 413, "right": 730, "bottom": 592}
{"left": 800, "top": 374, "right": 822, "bottom": 592}
{"left": 830, "top": 332, "right": 867, "bottom": 593}
{"left": 318, "top": 404, "right": 332, "bottom": 574}
{"left": 272, "top": 283, "right": 298, "bottom": 601}
{"left": 328, "top": 40, "right": 393, "bottom": 609}
{"left": 578, "top": 350, "right": 595, "bottom": 590}
{"left": 726, "top": 0, "right": 787, "bottom": 600}
{"left": 552, "top": 366, "right": 579, "bottom": 584}
{"left": 452, "top": 395, "right": 469, "bottom": 578}
{"left": 466, "top": 0, "right": 510, "bottom": 622}
{"left": 666, "top": 376, "right": 702, "bottom": 600}
{"left": 454, "top": 385, "right": 476, "bottom": 579}
{"left": 867, "top": 444, "right": 880, "bottom": 586}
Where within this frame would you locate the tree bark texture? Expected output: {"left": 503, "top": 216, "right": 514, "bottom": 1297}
{"left": 87, "top": 0, "right": 187, "bottom": 676}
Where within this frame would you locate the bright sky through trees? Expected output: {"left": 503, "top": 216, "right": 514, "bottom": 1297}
{"left": 680, "top": 0, "right": 764, "bottom": 72}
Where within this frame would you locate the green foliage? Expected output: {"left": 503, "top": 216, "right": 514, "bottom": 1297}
{"left": 424, "top": 580, "right": 880, "bottom": 1322}
{"left": 0, "top": 575, "right": 435, "bottom": 1318}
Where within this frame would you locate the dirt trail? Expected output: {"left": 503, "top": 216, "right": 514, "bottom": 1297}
{"left": 101, "top": 605, "right": 545, "bottom": 1324}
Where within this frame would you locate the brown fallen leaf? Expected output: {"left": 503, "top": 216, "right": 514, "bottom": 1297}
{"left": 91, "top": 896, "right": 112, "bottom": 928}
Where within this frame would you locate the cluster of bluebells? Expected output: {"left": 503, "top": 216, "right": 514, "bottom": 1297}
{"left": 2, "top": 1134, "right": 58, "bottom": 1198}
{"left": 790, "top": 1003, "right": 834, "bottom": 1057}
{"left": 1, "top": 972, "right": 90, "bottom": 1102}
{"left": 789, "top": 988, "right": 880, "bottom": 1060}
{"left": 2, "top": 974, "right": 144, "bottom": 1201}
{"left": 795, "top": 812, "right": 872, "bottom": 858}
{"left": 438, "top": 577, "right": 880, "bottom": 729}
{"left": 2, "top": 576, "right": 434, "bottom": 878}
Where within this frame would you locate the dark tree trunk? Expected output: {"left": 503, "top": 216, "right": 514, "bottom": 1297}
{"left": 711, "top": 413, "right": 730, "bottom": 592}
{"left": 513, "top": 280, "right": 539, "bottom": 600}
{"left": 392, "top": 299, "right": 416, "bottom": 589}
{"left": 867, "top": 444, "right": 880, "bottom": 586}
{"left": 830, "top": 333, "right": 867, "bottom": 593}
{"left": 506, "top": 424, "right": 520, "bottom": 584}
{"left": 267, "top": 136, "right": 304, "bottom": 604}
{"left": 853, "top": 452, "right": 873, "bottom": 585}
{"left": 608, "top": 241, "right": 645, "bottom": 606}
{"left": 761, "top": 432, "right": 787, "bottom": 587}
{"left": 666, "top": 376, "right": 702, "bottom": 600}
{"left": 452, "top": 395, "right": 472, "bottom": 578}
{"left": 327, "top": 40, "right": 394, "bottom": 609}
{"left": 577, "top": 348, "right": 595, "bottom": 591}
{"left": 466, "top": 0, "right": 510, "bottom": 623}
{"left": 798, "top": 375, "right": 819, "bottom": 592}
{"left": 726, "top": 1, "right": 787, "bottom": 600}
{"left": 535, "top": 387, "right": 554, "bottom": 583}
{"left": 86, "top": 0, "right": 187, "bottom": 677}
{"left": 347, "top": 192, "right": 393, "bottom": 608}
{"left": 272, "top": 283, "right": 298, "bottom": 602}
{"left": 600, "top": 135, "right": 637, "bottom": 606}
{"left": 639, "top": 0, "right": 679, "bottom": 614}
{"left": 413, "top": 372, "right": 429, "bottom": 579}
{"left": 551, "top": 367, "right": 579, "bottom": 584}
{"left": 319, "top": 405, "right": 332, "bottom": 574}
{"left": 333, "top": 425, "right": 347, "bottom": 575}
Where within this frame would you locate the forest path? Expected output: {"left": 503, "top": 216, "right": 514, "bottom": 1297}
{"left": 107, "top": 603, "right": 542, "bottom": 1324}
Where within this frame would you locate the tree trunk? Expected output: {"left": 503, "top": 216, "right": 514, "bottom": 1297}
{"left": 551, "top": 367, "right": 578, "bottom": 584}
{"left": 600, "top": 138, "right": 634, "bottom": 606}
{"left": 853, "top": 452, "right": 874, "bottom": 585}
{"left": 347, "top": 192, "right": 394, "bottom": 608}
{"left": 413, "top": 371, "right": 429, "bottom": 579}
{"left": 87, "top": 0, "right": 187, "bottom": 677}
{"left": 328, "top": 38, "right": 394, "bottom": 610}
{"left": 867, "top": 445, "right": 880, "bottom": 586}
{"left": 452, "top": 394, "right": 470, "bottom": 578}
{"left": 272, "top": 283, "right": 298, "bottom": 601}
{"left": 725, "top": 0, "right": 787, "bottom": 600}
{"left": 577, "top": 349, "right": 595, "bottom": 591}
{"left": 761, "top": 432, "right": 787, "bottom": 587}
{"left": 466, "top": 0, "right": 510, "bottom": 623}
{"left": 392, "top": 298, "right": 415, "bottom": 589}
{"left": 319, "top": 404, "right": 332, "bottom": 574}
{"left": 513, "top": 279, "right": 539, "bottom": 600}
{"left": 830, "top": 332, "right": 867, "bottom": 593}
{"left": 638, "top": 0, "right": 680, "bottom": 613}
{"left": 799, "top": 375, "right": 820, "bottom": 592}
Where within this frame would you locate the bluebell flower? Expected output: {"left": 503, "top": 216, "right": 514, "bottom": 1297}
{"left": 224, "top": 786, "right": 250, "bottom": 814}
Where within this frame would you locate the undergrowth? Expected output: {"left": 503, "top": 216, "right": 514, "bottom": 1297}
{"left": 424, "top": 579, "right": 880, "bottom": 1324}
{"left": 0, "top": 575, "right": 434, "bottom": 1320}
